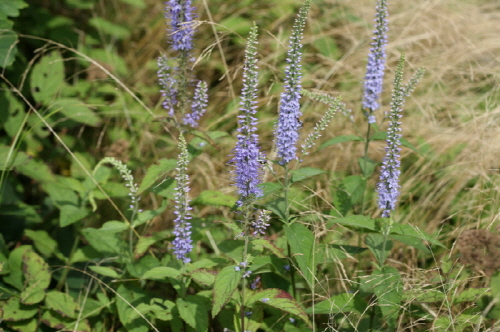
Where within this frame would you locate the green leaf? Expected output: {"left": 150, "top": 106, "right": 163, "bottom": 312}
{"left": 23, "top": 230, "right": 58, "bottom": 258}
{"left": 186, "top": 258, "right": 224, "bottom": 273}
{"left": 0, "top": 88, "right": 27, "bottom": 138}
{"left": 368, "top": 267, "right": 402, "bottom": 328}
{"left": 50, "top": 98, "right": 101, "bottom": 126}
{"left": 290, "top": 167, "right": 327, "bottom": 184}
{"left": 89, "top": 266, "right": 120, "bottom": 278}
{"left": 16, "top": 158, "right": 55, "bottom": 183}
{"left": 248, "top": 289, "right": 312, "bottom": 327}
{"left": 59, "top": 204, "right": 89, "bottom": 227}
{"left": 261, "top": 182, "right": 282, "bottom": 197}
{"left": 41, "top": 310, "right": 91, "bottom": 332}
{"left": 319, "top": 135, "right": 363, "bottom": 150}
{"left": 81, "top": 221, "right": 129, "bottom": 256}
{"left": 192, "top": 190, "right": 237, "bottom": 207}
{"left": 30, "top": 51, "right": 65, "bottom": 104}
{"left": 45, "top": 291, "right": 78, "bottom": 318}
{"left": 141, "top": 267, "right": 181, "bottom": 280}
{"left": 372, "top": 131, "right": 419, "bottom": 153}
{"left": 252, "top": 239, "right": 286, "bottom": 258}
{"left": 20, "top": 248, "right": 51, "bottom": 304}
{"left": 1, "top": 297, "right": 37, "bottom": 321}
{"left": 284, "top": 223, "right": 315, "bottom": 288}
{"left": 327, "top": 215, "right": 376, "bottom": 231}
{"left": 264, "top": 197, "right": 287, "bottom": 222}
{"left": 358, "top": 156, "right": 377, "bottom": 178}
{"left": 0, "top": 146, "right": 29, "bottom": 171}
{"left": 343, "top": 175, "right": 366, "bottom": 205}
{"left": 134, "top": 231, "right": 169, "bottom": 257}
{"left": 0, "top": 0, "right": 28, "bottom": 19}
{"left": 389, "top": 234, "right": 430, "bottom": 253}
{"left": 137, "top": 158, "right": 177, "bottom": 194}
{"left": 116, "top": 284, "right": 151, "bottom": 331}
{"left": 3, "top": 245, "right": 31, "bottom": 290}
{"left": 132, "top": 199, "right": 168, "bottom": 228}
{"left": 190, "top": 269, "right": 216, "bottom": 287}
{"left": 89, "top": 17, "right": 131, "bottom": 39}
{"left": 0, "top": 29, "right": 18, "bottom": 68}
{"left": 306, "top": 292, "right": 368, "bottom": 314}
{"left": 177, "top": 296, "right": 209, "bottom": 332}
{"left": 212, "top": 265, "right": 242, "bottom": 317}
{"left": 389, "top": 223, "right": 446, "bottom": 248}
{"left": 117, "top": 0, "right": 146, "bottom": 8}
{"left": 364, "top": 233, "right": 392, "bottom": 266}
{"left": 402, "top": 289, "right": 445, "bottom": 303}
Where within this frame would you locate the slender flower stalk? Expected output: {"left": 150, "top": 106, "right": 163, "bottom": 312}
{"left": 362, "top": 0, "right": 389, "bottom": 124}
{"left": 230, "top": 24, "right": 265, "bottom": 206}
{"left": 377, "top": 54, "right": 406, "bottom": 217}
{"left": 183, "top": 80, "right": 208, "bottom": 127}
{"left": 274, "top": 0, "right": 312, "bottom": 165}
{"left": 172, "top": 134, "right": 193, "bottom": 263}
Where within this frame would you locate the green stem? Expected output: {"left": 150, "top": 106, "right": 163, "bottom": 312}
{"left": 359, "top": 120, "right": 372, "bottom": 215}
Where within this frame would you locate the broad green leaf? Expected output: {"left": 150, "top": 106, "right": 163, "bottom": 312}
{"left": 264, "top": 197, "right": 287, "bottom": 222}
{"left": 0, "top": 0, "right": 28, "bottom": 19}
{"left": 290, "top": 167, "right": 327, "bottom": 184}
{"left": 192, "top": 190, "right": 237, "bottom": 207}
{"left": 368, "top": 267, "right": 402, "bottom": 328}
{"left": 0, "top": 146, "right": 29, "bottom": 170}
{"left": 116, "top": 284, "right": 150, "bottom": 332}
{"left": 89, "top": 17, "right": 131, "bottom": 39}
{"left": 389, "top": 234, "right": 430, "bottom": 253}
{"left": 327, "top": 215, "right": 376, "bottom": 231}
{"left": 60, "top": 204, "right": 89, "bottom": 227}
{"left": 141, "top": 267, "right": 181, "bottom": 280}
{"left": 358, "top": 156, "right": 377, "bottom": 178}
{"left": 149, "top": 299, "right": 175, "bottom": 321}
{"left": 16, "top": 158, "right": 55, "bottom": 182}
{"left": 403, "top": 289, "right": 445, "bottom": 303}
{"left": 50, "top": 98, "right": 101, "bottom": 126}
{"left": 134, "top": 231, "right": 169, "bottom": 257}
{"left": 219, "top": 16, "right": 252, "bottom": 36}
{"left": 0, "top": 88, "right": 27, "bottom": 138}
{"left": 45, "top": 291, "right": 78, "bottom": 318}
{"left": 41, "top": 310, "right": 91, "bottom": 332}
{"left": 389, "top": 223, "right": 446, "bottom": 248}
{"left": 0, "top": 29, "right": 18, "bottom": 68}
{"left": 319, "top": 135, "right": 363, "bottom": 150}
{"left": 3, "top": 245, "right": 31, "bottom": 290}
{"left": 364, "top": 233, "right": 392, "bottom": 266}
{"left": 252, "top": 239, "right": 286, "bottom": 258}
{"left": 244, "top": 304, "right": 263, "bottom": 332}
{"left": 212, "top": 265, "right": 242, "bottom": 317}
{"left": 190, "top": 269, "right": 216, "bottom": 287}
{"left": 30, "top": 51, "right": 65, "bottom": 104}
{"left": 81, "top": 221, "right": 129, "bottom": 256}
{"left": 5, "top": 318, "right": 38, "bottom": 332}
{"left": 117, "top": 0, "right": 146, "bottom": 8}
{"left": 132, "top": 199, "right": 168, "bottom": 228}
{"left": 306, "top": 292, "right": 368, "bottom": 314}
{"left": 89, "top": 266, "right": 120, "bottom": 279}
{"left": 186, "top": 258, "right": 225, "bottom": 273}
{"left": 343, "top": 175, "right": 366, "bottom": 204}
{"left": 137, "top": 158, "right": 177, "bottom": 194}
{"left": 177, "top": 296, "right": 209, "bottom": 332}
{"left": 126, "top": 256, "right": 160, "bottom": 279}
{"left": 20, "top": 248, "right": 51, "bottom": 304}
{"left": 285, "top": 223, "right": 315, "bottom": 288}
{"left": 248, "top": 289, "right": 311, "bottom": 327}
{"left": 261, "top": 182, "right": 282, "bottom": 197}
{"left": 1, "top": 297, "right": 37, "bottom": 321}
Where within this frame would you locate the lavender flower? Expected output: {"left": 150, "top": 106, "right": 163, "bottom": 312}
{"left": 274, "top": 0, "right": 311, "bottom": 165}
{"left": 183, "top": 81, "right": 208, "bottom": 127}
{"left": 166, "top": 0, "right": 195, "bottom": 52}
{"left": 172, "top": 134, "right": 193, "bottom": 262}
{"left": 158, "top": 56, "right": 178, "bottom": 118}
{"left": 362, "top": 0, "right": 389, "bottom": 123}
{"left": 377, "top": 54, "right": 406, "bottom": 217}
{"left": 230, "top": 24, "right": 265, "bottom": 204}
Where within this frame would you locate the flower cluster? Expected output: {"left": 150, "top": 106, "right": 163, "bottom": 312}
{"left": 230, "top": 24, "right": 265, "bottom": 205}
{"left": 274, "top": 0, "right": 312, "bottom": 165}
{"left": 172, "top": 134, "right": 193, "bottom": 263}
{"left": 166, "top": 0, "right": 195, "bottom": 52}
{"left": 362, "top": 0, "right": 389, "bottom": 124}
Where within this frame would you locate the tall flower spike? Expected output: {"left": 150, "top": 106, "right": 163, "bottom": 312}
{"left": 230, "top": 23, "right": 265, "bottom": 205}
{"left": 274, "top": 0, "right": 312, "bottom": 165}
{"left": 183, "top": 80, "right": 208, "bottom": 128}
{"left": 362, "top": 0, "right": 389, "bottom": 124}
{"left": 166, "top": 0, "right": 195, "bottom": 52}
{"left": 172, "top": 134, "right": 193, "bottom": 263}
{"left": 377, "top": 54, "right": 406, "bottom": 217}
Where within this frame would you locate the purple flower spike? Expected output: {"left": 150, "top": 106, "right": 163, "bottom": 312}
{"left": 183, "top": 80, "right": 208, "bottom": 128}
{"left": 230, "top": 24, "right": 265, "bottom": 205}
{"left": 172, "top": 134, "right": 193, "bottom": 263}
{"left": 166, "top": 0, "right": 195, "bottom": 52}
{"left": 362, "top": 0, "right": 388, "bottom": 123}
{"left": 274, "top": 0, "right": 311, "bottom": 165}
{"left": 377, "top": 54, "right": 406, "bottom": 217}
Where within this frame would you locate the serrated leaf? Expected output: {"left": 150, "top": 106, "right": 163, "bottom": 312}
{"left": 50, "top": 98, "right": 101, "bottom": 126}
{"left": 212, "top": 265, "right": 242, "bottom": 317}
{"left": 20, "top": 248, "right": 51, "bottom": 304}
{"left": 89, "top": 266, "right": 120, "bottom": 278}
{"left": 319, "top": 135, "right": 363, "bottom": 150}
{"left": 137, "top": 158, "right": 177, "bottom": 194}
{"left": 389, "top": 223, "right": 446, "bottom": 248}
{"left": 0, "top": 146, "right": 29, "bottom": 170}
{"left": 252, "top": 239, "right": 286, "bottom": 258}
{"left": 30, "top": 51, "right": 65, "bottom": 104}
{"left": 327, "top": 215, "right": 376, "bottom": 231}
{"left": 1, "top": 297, "right": 38, "bottom": 321}
{"left": 81, "top": 221, "right": 129, "bottom": 256}
{"left": 45, "top": 291, "right": 78, "bottom": 318}
{"left": 141, "top": 267, "right": 181, "bottom": 280}
{"left": 177, "top": 296, "right": 209, "bottom": 332}
{"left": 248, "top": 289, "right": 311, "bottom": 327}
{"left": 306, "top": 292, "right": 368, "bottom": 314}
{"left": 192, "top": 190, "right": 237, "bottom": 207}
{"left": 285, "top": 223, "right": 315, "bottom": 288}
{"left": 290, "top": 167, "right": 326, "bottom": 184}
{"left": 190, "top": 269, "right": 216, "bottom": 287}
